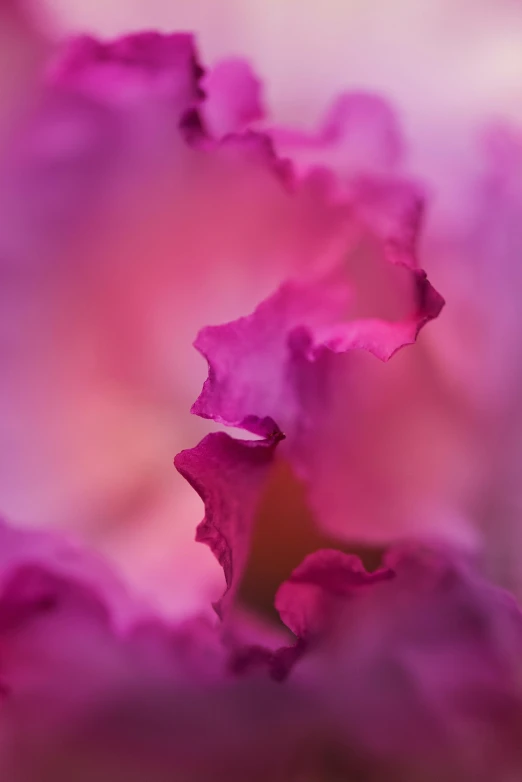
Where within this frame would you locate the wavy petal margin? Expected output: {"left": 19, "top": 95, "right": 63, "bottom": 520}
{"left": 49, "top": 31, "right": 204, "bottom": 112}
{"left": 202, "top": 58, "right": 264, "bottom": 138}
{"left": 178, "top": 98, "right": 445, "bottom": 615}
{"left": 192, "top": 174, "right": 444, "bottom": 433}
{"left": 175, "top": 428, "right": 283, "bottom": 619}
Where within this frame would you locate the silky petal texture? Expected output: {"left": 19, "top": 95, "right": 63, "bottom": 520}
{"left": 270, "top": 546, "right": 522, "bottom": 781}
{"left": 188, "top": 85, "right": 515, "bottom": 554}
{"left": 49, "top": 32, "right": 203, "bottom": 107}
{"left": 7, "top": 5, "right": 522, "bottom": 621}
{"left": 202, "top": 58, "right": 264, "bottom": 138}
{"left": 42, "top": 0, "right": 522, "bottom": 587}
{"left": 193, "top": 183, "right": 443, "bottom": 423}
{"left": 45, "top": 0, "right": 522, "bottom": 164}
{"left": 270, "top": 91, "right": 404, "bottom": 182}
{"left": 192, "top": 11, "right": 522, "bottom": 591}
{"left": 190, "top": 179, "right": 444, "bottom": 542}
{"left": 0, "top": 32, "right": 353, "bottom": 615}
{"left": 175, "top": 429, "right": 283, "bottom": 620}
{"left": 0, "top": 519, "right": 141, "bottom": 624}
{"left": 223, "top": 25, "right": 522, "bottom": 595}
{"left": 2, "top": 15, "right": 505, "bottom": 619}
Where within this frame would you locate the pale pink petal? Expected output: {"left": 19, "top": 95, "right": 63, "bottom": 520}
{"left": 191, "top": 279, "right": 350, "bottom": 437}
{"left": 270, "top": 92, "right": 403, "bottom": 182}
{"left": 192, "top": 182, "right": 442, "bottom": 415}
{"left": 190, "top": 167, "right": 446, "bottom": 549}
{"left": 182, "top": 174, "right": 444, "bottom": 620}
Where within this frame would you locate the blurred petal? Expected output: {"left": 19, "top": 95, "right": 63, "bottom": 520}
{"left": 291, "top": 545, "right": 522, "bottom": 780}
{"left": 192, "top": 174, "right": 442, "bottom": 428}
{"left": 420, "top": 124, "right": 522, "bottom": 594}
{"left": 202, "top": 58, "right": 264, "bottom": 137}
{"left": 190, "top": 176, "right": 443, "bottom": 548}
{"left": 49, "top": 31, "right": 203, "bottom": 108}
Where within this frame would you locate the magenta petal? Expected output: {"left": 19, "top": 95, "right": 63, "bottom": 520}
{"left": 202, "top": 58, "right": 264, "bottom": 138}
{"left": 188, "top": 164, "right": 444, "bottom": 545}
{"left": 275, "top": 549, "right": 394, "bottom": 639}
{"left": 0, "top": 518, "right": 145, "bottom": 624}
{"left": 175, "top": 430, "right": 283, "bottom": 619}
{"left": 49, "top": 32, "right": 203, "bottom": 112}
{"left": 191, "top": 279, "right": 349, "bottom": 435}
{"left": 192, "top": 197, "right": 443, "bottom": 435}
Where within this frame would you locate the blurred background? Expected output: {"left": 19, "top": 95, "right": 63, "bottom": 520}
{"left": 46, "top": 0, "right": 522, "bottom": 131}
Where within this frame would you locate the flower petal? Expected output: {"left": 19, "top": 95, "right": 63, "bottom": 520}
{"left": 175, "top": 428, "right": 283, "bottom": 620}
{"left": 202, "top": 58, "right": 264, "bottom": 138}
{"left": 192, "top": 172, "right": 443, "bottom": 431}
{"left": 275, "top": 548, "right": 394, "bottom": 639}
{"left": 190, "top": 171, "right": 444, "bottom": 544}
{"left": 49, "top": 31, "right": 203, "bottom": 111}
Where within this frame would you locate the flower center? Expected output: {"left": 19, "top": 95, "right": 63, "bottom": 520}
{"left": 238, "top": 455, "right": 385, "bottom": 624}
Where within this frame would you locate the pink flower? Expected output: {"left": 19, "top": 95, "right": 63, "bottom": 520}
{"left": 2, "top": 0, "right": 521, "bottom": 615}
{"left": 3, "top": 0, "right": 522, "bottom": 619}
{"left": 3, "top": 7, "right": 522, "bottom": 777}
{"left": 171, "top": 21, "right": 522, "bottom": 600}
